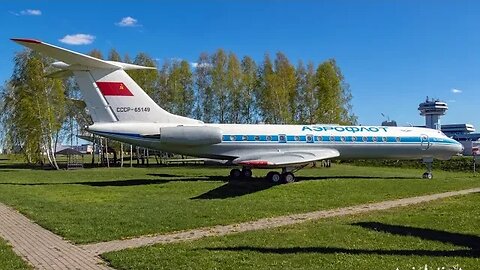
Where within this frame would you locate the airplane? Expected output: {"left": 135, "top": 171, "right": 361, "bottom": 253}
{"left": 11, "top": 38, "right": 464, "bottom": 183}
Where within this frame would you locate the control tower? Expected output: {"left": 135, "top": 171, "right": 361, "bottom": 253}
{"left": 418, "top": 97, "right": 448, "bottom": 130}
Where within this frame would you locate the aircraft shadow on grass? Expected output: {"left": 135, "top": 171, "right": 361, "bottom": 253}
{"left": 205, "top": 222, "right": 480, "bottom": 258}
{"left": 0, "top": 174, "right": 415, "bottom": 200}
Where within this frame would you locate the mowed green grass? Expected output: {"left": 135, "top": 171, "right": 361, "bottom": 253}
{"left": 0, "top": 157, "right": 479, "bottom": 244}
{"left": 0, "top": 239, "right": 30, "bottom": 270}
{"left": 102, "top": 193, "right": 480, "bottom": 270}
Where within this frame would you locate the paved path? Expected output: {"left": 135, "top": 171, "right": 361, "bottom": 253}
{"left": 1, "top": 187, "right": 479, "bottom": 269}
{"left": 0, "top": 203, "right": 113, "bottom": 270}
{"left": 81, "top": 187, "right": 480, "bottom": 255}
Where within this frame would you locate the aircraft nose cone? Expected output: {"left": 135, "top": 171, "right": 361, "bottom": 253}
{"left": 453, "top": 140, "right": 463, "bottom": 154}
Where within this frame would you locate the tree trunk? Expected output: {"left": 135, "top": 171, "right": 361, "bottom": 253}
{"left": 146, "top": 149, "right": 149, "bottom": 166}
{"left": 120, "top": 143, "right": 124, "bottom": 167}
{"left": 91, "top": 134, "right": 96, "bottom": 165}
{"left": 130, "top": 144, "right": 133, "bottom": 167}
{"left": 105, "top": 138, "right": 110, "bottom": 168}
{"left": 49, "top": 135, "right": 60, "bottom": 170}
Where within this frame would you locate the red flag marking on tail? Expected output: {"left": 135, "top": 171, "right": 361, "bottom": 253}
{"left": 96, "top": 82, "right": 133, "bottom": 96}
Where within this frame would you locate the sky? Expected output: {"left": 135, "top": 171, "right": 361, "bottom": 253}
{"left": 1, "top": 0, "right": 480, "bottom": 129}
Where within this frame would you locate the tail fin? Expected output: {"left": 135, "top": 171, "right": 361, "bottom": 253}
{"left": 11, "top": 38, "right": 201, "bottom": 124}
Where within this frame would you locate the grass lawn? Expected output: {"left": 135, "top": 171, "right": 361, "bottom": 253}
{"left": 0, "top": 156, "right": 479, "bottom": 244}
{"left": 0, "top": 238, "right": 30, "bottom": 270}
{"left": 102, "top": 193, "right": 480, "bottom": 270}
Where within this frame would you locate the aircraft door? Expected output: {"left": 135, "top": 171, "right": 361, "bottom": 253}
{"left": 420, "top": 134, "right": 430, "bottom": 150}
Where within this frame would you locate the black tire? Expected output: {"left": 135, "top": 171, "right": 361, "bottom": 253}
{"left": 267, "top": 172, "right": 281, "bottom": 184}
{"left": 422, "top": 172, "right": 433, "bottom": 179}
{"left": 282, "top": 172, "right": 295, "bottom": 184}
{"left": 242, "top": 168, "right": 253, "bottom": 179}
{"left": 230, "top": 168, "right": 241, "bottom": 180}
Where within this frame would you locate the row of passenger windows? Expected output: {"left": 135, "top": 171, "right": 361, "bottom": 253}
{"left": 227, "top": 135, "right": 402, "bottom": 142}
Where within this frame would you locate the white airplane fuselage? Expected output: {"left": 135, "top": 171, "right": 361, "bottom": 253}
{"left": 89, "top": 122, "right": 463, "bottom": 166}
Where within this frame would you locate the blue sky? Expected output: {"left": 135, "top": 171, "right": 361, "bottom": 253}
{"left": 1, "top": 1, "right": 480, "bottom": 129}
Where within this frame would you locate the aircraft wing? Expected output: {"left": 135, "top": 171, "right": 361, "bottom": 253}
{"left": 232, "top": 148, "right": 340, "bottom": 167}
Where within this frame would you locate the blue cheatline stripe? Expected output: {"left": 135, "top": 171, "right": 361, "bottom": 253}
{"left": 92, "top": 131, "right": 458, "bottom": 146}
{"left": 221, "top": 135, "right": 458, "bottom": 145}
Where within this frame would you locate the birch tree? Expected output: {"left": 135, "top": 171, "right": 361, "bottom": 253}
{"left": 2, "top": 50, "right": 66, "bottom": 167}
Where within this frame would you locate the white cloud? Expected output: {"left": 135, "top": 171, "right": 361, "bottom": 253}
{"left": 20, "top": 9, "right": 42, "bottom": 16}
{"left": 59, "top": 34, "right": 95, "bottom": 45}
{"left": 451, "top": 88, "right": 462, "bottom": 94}
{"left": 116, "top": 16, "right": 140, "bottom": 27}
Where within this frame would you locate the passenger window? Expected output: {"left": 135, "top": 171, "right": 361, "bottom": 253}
{"left": 382, "top": 137, "right": 387, "bottom": 142}
{"left": 362, "top": 136, "right": 368, "bottom": 142}
{"left": 306, "top": 134, "right": 313, "bottom": 143}
{"left": 254, "top": 135, "right": 260, "bottom": 141}
{"left": 242, "top": 135, "right": 248, "bottom": 141}
{"left": 266, "top": 135, "right": 272, "bottom": 141}
{"left": 279, "top": 134, "right": 286, "bottom": 143}
{"left": 316, "top": 136, "right": 322, "bottom": 141}
{"left": 330, "top": 136, "right": 335, "bottom": 141}
{"left": 230, "top": 135, "right": 236, "bottom": 141}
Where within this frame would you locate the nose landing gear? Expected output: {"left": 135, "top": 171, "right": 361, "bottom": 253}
{"left": 422, "top": 157, "right": 433, "bottom": 179}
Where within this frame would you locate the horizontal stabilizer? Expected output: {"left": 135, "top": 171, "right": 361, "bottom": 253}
{"left": 11, "top": 38, "right": 156, "bottom": 71}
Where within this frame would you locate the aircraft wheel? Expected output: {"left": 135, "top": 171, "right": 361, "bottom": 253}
{"left": 282, "top": 172, "right": 295, "bottom": 184}
{"left": 242, "top": 168, "right": 253, "bottom": 179}
{"left": 230, "top": 168, "right": 242, "bottom": 180}
{"left": 422, "top": 172, "right": 433, "bottom": 179}
{"left": 267, "top": 171, "right": 281, "bottom": 184}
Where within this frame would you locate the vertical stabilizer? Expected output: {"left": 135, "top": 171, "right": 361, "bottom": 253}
{"left": 11, "top": 38, "right": 202, "bottom": 124}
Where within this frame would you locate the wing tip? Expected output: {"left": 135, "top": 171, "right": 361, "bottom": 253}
{"left": 11, "top": 38, "right": 42, "bottom": 44}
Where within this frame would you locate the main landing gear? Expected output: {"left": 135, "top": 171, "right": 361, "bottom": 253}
{"left": 422, "top": 157, "right": 433, "bottom": 180}
{"left": 266, "top": 169, "right": 296, "bottom": 184}
{"left": 230, "top": 166, "right": 305, "bottom": 184}
{"left": 229, "top": 168, "right": 253, "bottom": 180}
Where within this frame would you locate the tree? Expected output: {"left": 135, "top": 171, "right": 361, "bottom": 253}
{"left": 295, "top": 61, "right": 317, "bottom": 124}
{"left": 226, "top": 53, "right": 242, "bottom": 123}
{"left": 1, "top": 50, "right": 66, "bottom": 167}
{"left": 272, "top": 52, "right": 296, "bottom": 124}
{"left": 157, "top": 60, "right": 171, "bottom": 110}
{"left": 257, "top": 52, "right": 296, "bottom": 124}
{"left": 210, "top": 49, "right": 229, "bottom": 123}
{"left": 194, "top": 53, "right": 214, "bottom": 122}
{"left": 88, "top": 49, "right": 103, "bottom": 59}
{"left": 108, "top": 48, "right": 122, "bottom": 62}
{"left": 257, "top": 53, "right": 275, "bottom": 123}
{"left": 315, "top": 59, "right": 357, "bottom": 125}
{"left": 128, "top": 52, "right": 158, "bottom": 98}
{"left": 166, "top": 60, "right": 194, "bottom": 117}
{"left": 239, "top": 56, "right": 258, "bottom": 123}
